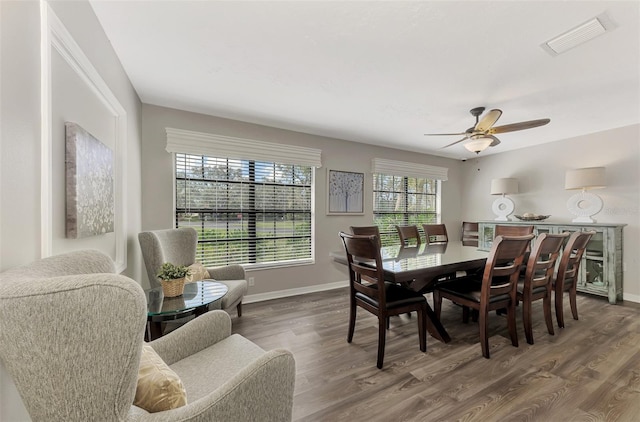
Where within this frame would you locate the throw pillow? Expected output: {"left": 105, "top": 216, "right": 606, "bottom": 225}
{"left": 186, "top": 262, "right": 210, "bottom": 283}
{"left": 134, "top": 344, "right": 187, "bottom": 413}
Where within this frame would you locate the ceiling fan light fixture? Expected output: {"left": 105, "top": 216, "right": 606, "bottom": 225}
{"left": 464, "top": 136, "right": 493, "bottom": 154}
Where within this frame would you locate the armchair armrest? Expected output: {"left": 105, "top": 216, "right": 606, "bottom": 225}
{"left": 149, "top": 310, "right": 231, "bottom": 365}
{"left": 130, "top": 349, "right": 296, "bottom": 422}
{"left": 206, "top": 264, "right": 245, "bottom": 281}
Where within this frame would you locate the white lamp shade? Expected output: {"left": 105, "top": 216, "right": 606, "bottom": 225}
{"left": 565, "top": 167, "right": 606, "bottom": 190}
{"left": 490, "top": 178, "right": 519, "bottom": 195}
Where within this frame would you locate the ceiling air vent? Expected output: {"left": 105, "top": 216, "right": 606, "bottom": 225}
{"left": 541, "top": 13, "right": 616, "bottom": 56}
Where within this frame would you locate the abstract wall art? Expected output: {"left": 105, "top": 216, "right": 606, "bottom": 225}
{"left": 65, "top": 122, "right": 114, "bottom": 238}
{"left": 327, "top": 169, "right": 365, "bottom": 215}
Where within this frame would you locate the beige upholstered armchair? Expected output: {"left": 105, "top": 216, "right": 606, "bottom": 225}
{"left": 138, "top": 228, "right": 248, "bottom": 316}
{"left": 0, "top": 250, "right": 295, "bottom": 421}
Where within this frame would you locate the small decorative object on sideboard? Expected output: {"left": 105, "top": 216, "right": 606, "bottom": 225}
{"left": 156, "top": 262, "right": 191, "bottom": 297}
{"left": 514, "top": 213, "right": 550, "bottom": 221}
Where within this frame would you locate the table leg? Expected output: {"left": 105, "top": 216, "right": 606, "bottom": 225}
{"left": 425, "top": 303, "right": 451, "bottom": 343}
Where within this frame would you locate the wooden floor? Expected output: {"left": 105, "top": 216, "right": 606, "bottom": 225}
{"left": 232, "top": 288, "right": 640, "bottom": 422}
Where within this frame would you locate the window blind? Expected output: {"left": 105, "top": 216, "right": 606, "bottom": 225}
{"left": 371, "top": 158, "right": 448, "bottom": 181}
{"left": 166, "top": 127, "right": 322, "bottom": 168}
{"left": 175, "top": 154, "right": 313, "bottom": 267}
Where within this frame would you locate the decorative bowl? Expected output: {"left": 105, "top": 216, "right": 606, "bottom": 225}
{"left": 514, "top": 214, "right": 550, "bottom": 221}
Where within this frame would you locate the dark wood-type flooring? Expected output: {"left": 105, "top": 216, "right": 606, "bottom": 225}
{"left": 232, "top": 288, "right": 640, "bottom": 421}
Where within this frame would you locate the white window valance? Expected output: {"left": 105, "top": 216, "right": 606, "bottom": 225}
{"left": 166, "top": 127, "right": 323, "bottom": 168}
{"left": 371, "top": 158, "right": 448, "bottom": 181}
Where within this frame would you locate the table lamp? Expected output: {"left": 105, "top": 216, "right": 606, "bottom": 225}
{"left": 565, "top": 167, "right": 606, "bottom": 223}
{"left": 490, "top": 178, "right": 518, "bottom": 221}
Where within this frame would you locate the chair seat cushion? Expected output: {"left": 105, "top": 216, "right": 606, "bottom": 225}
{"left": 436, "top": 278, "right": 510, "bottom": 304}
{"left": 355, "top": 282, "right": 426, "bottom": 309}
{"left": 218, "top": 279, "right": 248, "bottom": 309}
{"left": 169, "top": 334, "right": 265, "bottom": 401}
{"left": 135, "top": 344, "right": 188, "bottom": 413}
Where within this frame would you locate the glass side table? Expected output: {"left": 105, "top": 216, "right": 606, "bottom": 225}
{"left": 145, "top": 280, "right": 228, "bottom": 341}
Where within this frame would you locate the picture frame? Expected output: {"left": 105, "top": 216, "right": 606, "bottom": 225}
{"left": 327, "top": 169, "right": 365, "bottom": 215}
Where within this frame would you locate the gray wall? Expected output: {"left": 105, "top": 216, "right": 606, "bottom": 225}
{"left": 459, "top": 124, "right": 640, "bottom": 300}
{"left": 141, "top": 104, "right": 464, "bottom": 295}
{"left": 0, "top": 1, "right": 143, "bottom": 420}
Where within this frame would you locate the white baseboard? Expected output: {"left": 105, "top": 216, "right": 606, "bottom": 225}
{"left": 243, "top": 280, "right": 640, "bottom": 305}
{"left": 244, "top": 280, "right": 349, "bottom": 304}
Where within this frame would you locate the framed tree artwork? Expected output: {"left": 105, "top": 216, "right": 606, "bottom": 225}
{"left": 327, "top": 169, "right": 365, "bottom": 215}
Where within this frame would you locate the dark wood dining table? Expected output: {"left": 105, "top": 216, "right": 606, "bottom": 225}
{"left": 331, "top": 241, "right": 489, "bottom": 343}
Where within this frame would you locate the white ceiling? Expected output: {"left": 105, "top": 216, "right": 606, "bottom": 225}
{"left": 90, "top": 1, "right": 640, "bottom": 160}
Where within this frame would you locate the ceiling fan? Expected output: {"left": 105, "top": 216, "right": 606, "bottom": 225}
{"left": 425, "top": 107, "right": 551, "bottom": 154}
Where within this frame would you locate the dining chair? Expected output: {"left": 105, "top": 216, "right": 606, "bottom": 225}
{"left": 461, "top": 221, "right": 479, "bottom": 247}
{"left": 433, "top": 234, "right": 534, "bottom": 359}
{"left": 495, "top": 224, "right": 534, "bottom": 237}
{"left": 554, "top": 230, "right": 596, "bottom": 328}
{"left": 396, "top": 225, "right": 422, "bottom": 246}
{"left": 339, "top": 231, "right": 427, "bottom": 369}
{"left": 516, "top": 232, "right": 568, "bottom": 344}
{"left": 422, "top": 224, "right": 448, "bottom": 245}
{"left": 350, "top": 225, "right": 382, "bottom": 247}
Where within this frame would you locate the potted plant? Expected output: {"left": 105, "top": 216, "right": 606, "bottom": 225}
{"left": 156, "top": 262, "right": 191, "bottom": 297}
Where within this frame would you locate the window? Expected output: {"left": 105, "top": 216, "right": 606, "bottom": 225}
{"left": 373, "top": 174, "right": 440, "bottom": 245}
{"left": 370, "top": 158, "right": 447, "bottom": 246}
{"left": 175, "top": 154, "right": 313, "bottom": 268}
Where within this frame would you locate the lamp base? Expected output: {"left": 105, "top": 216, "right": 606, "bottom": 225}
{"left": 567, "top": 191, "right": 603, "bottom": 224}
{"left": 492, "top": 196, "right": 515, "bottom": 221}
{"left": 571, "top": 216, "right": 596, "bottom": 223}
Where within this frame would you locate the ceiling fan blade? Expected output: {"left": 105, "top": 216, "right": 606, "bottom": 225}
{"left": 489, "top": 118, "right": 550, "bottom": 134}
{"left": 424, "top": 132, "right": 467, "bottom": 136}
{"left": 474, "top": 109, "right": 502, "bottom": 132}
{"left": 440, "top": 136, "right": 469, "bottom": 149}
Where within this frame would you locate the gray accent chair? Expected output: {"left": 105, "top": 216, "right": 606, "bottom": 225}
{"left": 0, "top": 250, "right": 295, "bottom": 421}
{"left": 138, "top": 227, "right": 248, "bottom": 316}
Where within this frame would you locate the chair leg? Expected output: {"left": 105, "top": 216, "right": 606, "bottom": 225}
{"left": 507, "top": 303, "right": 518, "bottom": 348}
{"left": 418, "top": 306, "right": 426, "bottom": 352}
{"left": 377, "top": 315, "right": 386, "bottom": 369}
{"left": 236, "top": 302, "right": 242, "bottom": 317}
{"left": 543, "top": 295, "right": 555, "bottom": 336}
{"left": 555, "top": 290, "right": 565, "bottom": 328}
{"left": 479, "top": 308, "right": 490, "bottom": 359}
{"left": 569, "top": 289, "right": 579, "bottom": 320}
{"left": 347, "top": 302, "right": 356, "bottom": 343}
{"left": 462, "top": 306, "right": 470, "bottom": 323}
{"left": 523, "top": 298, "right": 534, "bottom": 345}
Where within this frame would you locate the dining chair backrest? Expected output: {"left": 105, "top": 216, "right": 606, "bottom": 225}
{"left": 554, "top": 230, "right": 595, "bottom": 328}
{"left": 422, "top": 224, "right": 448, "bottom": 245}
{"left": 339, "top": 232, "right": 387, "bottom": 306}
{"left": 462, "top": 221, "right": 479, "bottom": 247}
{"left": 350, "top": 226, "right": 382, "bottom": 247}
{"left": 480, "top": 234, "right": 534, "bottom": 299}
{"left": 522, "top": 232, "right": 568, "bottom": 294}
{"left": 396, "top": 225, "right": 421, "bottom": 246}
{"left": 495, "top": 225, "right": 534, "bottom": 237}
{"left": 556, "top": 230, "right": 595, "bottom": 287}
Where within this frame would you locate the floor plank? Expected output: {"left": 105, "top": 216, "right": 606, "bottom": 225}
{"left": 232, "top": 288, "right": 640, "bottom": 421}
